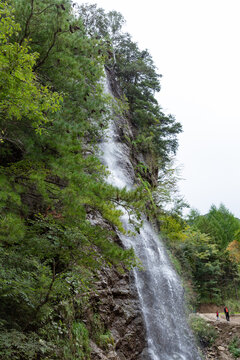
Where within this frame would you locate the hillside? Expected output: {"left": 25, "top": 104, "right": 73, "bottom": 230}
{"left": 1, "top": 1, "right": 240, "bottom": 359}
{"left": 198, "top": 313, "right": 240, "bottom": 359}
{"left": 0, "top": 1, "right": 183, "bottom": 358}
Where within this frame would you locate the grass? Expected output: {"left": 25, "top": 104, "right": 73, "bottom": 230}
{"left": 229, "top": 336, "right": 240, "bottom": 358}
{"left": 189, "top": 315, "right": 217, "bottom": 348}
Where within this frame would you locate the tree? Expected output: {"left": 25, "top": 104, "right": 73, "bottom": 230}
{"left": 173, "top": 228, "right": 239, "bottom": 303}
{"left": 77, "top": 4, "right": 182, "bottom": 166}
{"left": 0, "top": 2, "right": 61, "bottom": 163}
{"left": 191, "top": 204, "right": 240, "bottom": 249}
{"left": 0, "top": 2, "right": 142, "bottom": 358}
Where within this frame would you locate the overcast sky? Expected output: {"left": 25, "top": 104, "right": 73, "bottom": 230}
{"left": 77, "top": 0, "right": 240, "bottom": 217}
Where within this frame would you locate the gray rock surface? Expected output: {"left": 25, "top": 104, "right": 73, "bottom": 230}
{"left": 90, "top": 265, "right": 147, "bottom": 359}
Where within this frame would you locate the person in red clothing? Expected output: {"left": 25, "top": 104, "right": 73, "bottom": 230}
{"left": 216, "top": 311, "right": 219, "bottom": 320}
{"left": 224, "top": 306, "right": 230, "bottom": 321}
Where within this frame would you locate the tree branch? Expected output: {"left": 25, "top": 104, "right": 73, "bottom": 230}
{"left": 33, "top": 30, "right": 69, "bottom": 71}
{"left": 20, "top": 0, "right": 34, "bottom": 45}
{"left": 34, "top": 3, "right": 57, "bottom": 16}
{"left": 1, "top": 136, "right": 24, "bottom": 152}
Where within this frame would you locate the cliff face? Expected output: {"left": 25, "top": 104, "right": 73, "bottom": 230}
{"left": 89, "top": 265, "right": 147, "bottom": 359}
{"left": 1, "top": 4, "right": 189, "bottom": 359}
{"left": 106, "top": 67, "right": 159, "bottom": 189}
{"left": 89, "top": 69, "right": 202, "bottom": 360}
{"left": 86, "top": 69, "right": 148, "bottom": 359}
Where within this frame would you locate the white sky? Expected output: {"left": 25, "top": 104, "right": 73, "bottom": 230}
{"left": 77, "top": 0, "right": 240, "bottom": 217}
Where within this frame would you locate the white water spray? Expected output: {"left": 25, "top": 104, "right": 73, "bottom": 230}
{"left": 100, "top": 75, "right": 201, "bottom": 360}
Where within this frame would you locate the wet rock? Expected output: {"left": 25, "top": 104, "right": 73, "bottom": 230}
{"left": 88, "top": 258, "right": 146, "bottom": 359}
{"left": 88, "top": 68, "right": 158, "bottom": 359}
{"left": 140, "top": 348, "right": 151, "bottom": 359}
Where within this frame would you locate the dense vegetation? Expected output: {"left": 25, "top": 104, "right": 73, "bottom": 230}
{"left": 2, "top": 1, "right": 238, "bottom": 358}
{"left": 0, "top": 1, "right": 182, "bottom": 358}
{"left": 161, "top": 204, "right": 240, "bottom": 307}
{"left": 78, "top": 3, "right": 182, "bottom": 163}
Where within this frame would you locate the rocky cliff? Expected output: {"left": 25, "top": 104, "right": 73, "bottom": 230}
{"left": 89, "top": 265, "right": 146, "bottom": 359}
{"left": 86, "top": 69, "right": 148, "bottom": 359}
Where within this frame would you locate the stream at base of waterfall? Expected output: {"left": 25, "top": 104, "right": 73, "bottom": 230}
{"left": 99, "top": 75, "right": 201, "bottom": 360}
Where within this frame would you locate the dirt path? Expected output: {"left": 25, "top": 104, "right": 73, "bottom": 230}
{"left": 196, "top": 313, "right": 240, "bottom": 359}
{"left": 198, "top": 313, "right": 240, "bottom": 325}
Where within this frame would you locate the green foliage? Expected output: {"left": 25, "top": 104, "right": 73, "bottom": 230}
{"left": 162, "top": 205, "right": 240, "bottom": 304}
{"left": 166, "top": 249, "right": 183, "bottom": 275}
{"left": 228, "top": 336, "right": 240, "bottom": 358}
{"left": 169, "top": 204, "right": 240, "bottom": 303}
{"left": 0, "top": 1, "right": 62, "bottom": 137}
{"left": 98, "top": 331, "right": 114, "bottom": 350}
{"left": 71, "top": 322, "right": 91, "bottom": 359}
{"left": 78, "top": 3, "right": 125, "bottom": 42}
{"left": 160, "top": 215, "right": 188, "bottom": 243}
{"left": 0, "top": 330, "right": 54, "bottom": 360}
{"left": 0, "top": 1, "right": 186, "bottom": 359}
{"left": 224, "top": 299, "right": 240, "bottom": 314}
{"left": 77, "top": 4, "right": 182, "bottom": 166}
{"left": 189, "top": 316, "right": 217, "bottom": 347}
{"left": 182, "top": 230, "right": 223, "bottom": 303}
{"left": 114, "top": 36, "right": 182, "bottom": 162}
{"left": 90, "top": 314, "right": 114, "bottom": 350}
{"left": 189, "top": 204, "right": 240, "bottom": 250}
{"left": 176, "top": 228, "right": 239, "bottom": 302}
{"left": 0, "top": 2, "right": 146, "bottom": 359}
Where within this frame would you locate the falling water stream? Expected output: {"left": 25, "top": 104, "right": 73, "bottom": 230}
{"left": 99, "top": 75, "right": 201, "bottom": 360}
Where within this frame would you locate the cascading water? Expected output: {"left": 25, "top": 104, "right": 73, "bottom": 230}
{"left": 100, "top": 74, "right": 201, "bottom": 360}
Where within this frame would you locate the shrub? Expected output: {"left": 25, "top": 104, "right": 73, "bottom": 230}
{"left": 229, "top": 336, "right": 240, "bottom": 358}
{"left": 71, "top": 322, "right": 91, "bottom": 359}
{"left": 224, "top": 299, "right": 240, "bottom": 314}
{"left": 189, "top": 316, "right": 217, "bottom": 347}
{"left": 91, "top": 314, "right": 114, "bottom": 350}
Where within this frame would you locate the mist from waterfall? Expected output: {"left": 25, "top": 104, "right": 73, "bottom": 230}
{"left": 99, "top": 75, "right": 201, "bottom": 360}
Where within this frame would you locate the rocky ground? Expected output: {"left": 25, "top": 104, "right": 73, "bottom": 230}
{"left": 198, "top": 313, "right": 240, "bottom": 360}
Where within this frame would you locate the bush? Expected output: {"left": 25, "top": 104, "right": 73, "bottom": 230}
{"left": 189, "top": 316, "right": 217, "bottom": 347}
{"left": 91, "top": 314, "right": 114, "bottom": 350}
{"left": 229, "top": 336, "right": 240, "bottom": 358}
{"left": 0, "top": 330, "right": 54, "bottom": 360}
{"left": 71, "top": 322, "right": 91, "bottom": 359}
{"left": 224, "top": 299, "right": 240, "bottom": 314}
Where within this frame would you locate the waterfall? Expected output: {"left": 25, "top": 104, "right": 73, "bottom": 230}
{"left": 100, "top": 74, "right": 201, "bottom": 360}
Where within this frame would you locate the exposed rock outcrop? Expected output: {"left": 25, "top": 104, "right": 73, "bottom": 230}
{"left": 86, "top": 209, "right": 147, "bottom": 359}
{"left": 105, "top": 66, "right": 159, "bottom": 188}
{"left": 89, "top": 266, "right": 147, "bottom": 359}
{"left": 86, "top": 68, "right": 169, "bottom": 359}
